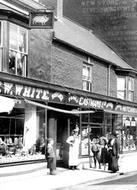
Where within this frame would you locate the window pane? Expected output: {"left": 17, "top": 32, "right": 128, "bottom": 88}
{"left": 117, "top": 91, "right": 124, "bottom": 99}
{"left": 9, "top": 50, "right": 16, "bottom": 74}
{"left": 117, "top": 77, "right": 125, "bottom": 90}
{"left": 0, "top": 48, "right": 2, "bottom": 70}
{"left": 8, "top": 23, "right": 27, "bottom": 76}
{"left": 0, "top": 22, "right": 1, "bottom": 45}
{"left": 128, "top": 77, "right": 134, "bottom": 91}
{"left": 17, "top": 53, "right": 26, "bottom": 76}
{"left": 127, "top": 92, "right": 134, "bottom": 101}
{"left": 83, "top": 66, "right": 88, "bottom": 77}
{"left": 19, "top": 27, "right": 27, "bottom": 52}
{"left": 82, "top": 64, "right": 92, "bottom": 91}
{"left": 9, "top": 23, "right": 18, "bottom": 50}
{"left": 82, "top": 81, "right": 87, "bottom": 90}
{"left": 83, "top": 66, "right": 91, "bottom": 80}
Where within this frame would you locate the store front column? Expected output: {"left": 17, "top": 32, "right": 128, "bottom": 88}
{"left": 24, "top": 104, "right": 38, "bottom": 151}
{"left": 48, "top": 111, "right": 57, "bottom": 169}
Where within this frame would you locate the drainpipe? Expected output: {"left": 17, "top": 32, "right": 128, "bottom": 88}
{"left": 57, "top": 0, "right": 63, "bottom": 19}
{"left": 107, "top": 64, "right": 112, "bottom": 96}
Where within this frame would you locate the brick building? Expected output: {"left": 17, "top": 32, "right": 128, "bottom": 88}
{"left": 0, "top": 0, "right": 137, "bottom": 167}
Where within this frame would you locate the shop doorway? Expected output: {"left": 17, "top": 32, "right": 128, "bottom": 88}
{"left": 56, "top": 112, "right": 79, "bottom": 167}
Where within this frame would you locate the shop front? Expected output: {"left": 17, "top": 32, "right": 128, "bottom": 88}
{"left": 67, "top": 94, "right": 137, "bottom": 159}
{"left": 0, "top": 78, "right": 137, "bottom": 166}
{"left": 0, "top": 97, "right": 46, "bottom": 164}
{"left": 0, "top": 79, "right": 81, "bottom": 166}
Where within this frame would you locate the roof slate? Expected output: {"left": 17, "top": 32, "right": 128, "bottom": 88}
{"left": 54, "top": 17, "right": 133, "bottom": 70}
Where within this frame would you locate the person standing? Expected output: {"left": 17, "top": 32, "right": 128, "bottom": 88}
{"left": 46, "top": 138, "right": 56, "bottom": 175}
{"left": 100, "top": 138, "right": 108, "bottom": 170}
{"left": 66, "top": 127, "right": 80, "bottom": 170}
{"left": 108, "top": 132, "right": 120, "bottom": 173}
{"left": 91, "top": 138, "right": 101, "bottom": 169}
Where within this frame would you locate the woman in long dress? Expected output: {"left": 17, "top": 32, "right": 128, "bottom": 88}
{"left": 66, "top": 128, "right": 80, "bottom": 170}
{"left": 108, "top": 132, "right": 120, "bottom": 173}
{"left": 100, "top": 138, "right": 108, "bottom": 170}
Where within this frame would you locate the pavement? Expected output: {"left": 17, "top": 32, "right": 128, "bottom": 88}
{"left": 0, "top": 152, "right": 137, "bottom": 190}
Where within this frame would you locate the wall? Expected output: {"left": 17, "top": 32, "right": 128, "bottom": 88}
{"left": 28, "top": 29, "right": 53, "bottom": 82}
{"left": 92, "top": 60, "right": 108, "bottom": 95}
{"left": 51, "top": 42, "right": 83, "bottom": 89}
{"left": 134, "top": 78, "right": 137, "bottom": 103}
{"left": 109, "top": 68, "right": 117, "bottom": 97}
{"left": 51, "top": 41, "right": 118, "bottom": 97}
{"left": 63, "top": 0, "right": 137, "bottom": 70}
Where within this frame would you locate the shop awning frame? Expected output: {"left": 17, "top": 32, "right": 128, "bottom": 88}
{"left": 104, "top": 109, "right": 137, "bottom": 117}
{"left": 25, "top": 99, "right": 95, "bottom": 115}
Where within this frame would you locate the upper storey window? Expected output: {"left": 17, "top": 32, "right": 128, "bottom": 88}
{"left": 82, "top": 64, "right": 92, "bottom": 91}
{"left": 82, "top": 58, "right": 93, "bottom": 92}
{"left": 9, "top": 23, "right": 28, "bottom": 76}
{"left": 117, "top": 76, "right": 134, "bottom": 101}
{"left": 0, "top": 22, "right": 3, "bottom": 70}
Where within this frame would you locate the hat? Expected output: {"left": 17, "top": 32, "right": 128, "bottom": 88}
{"left": 74, "top": 126, "right": 79, "bottom": 132}
{"left": 111, "top": 131, "right": 118, "bottom": 137}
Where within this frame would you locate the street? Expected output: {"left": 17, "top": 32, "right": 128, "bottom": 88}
{"left": 59, "top": 171, "right": 137, "bottom": 190}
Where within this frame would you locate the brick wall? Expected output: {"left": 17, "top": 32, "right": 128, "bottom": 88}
{"left": 28, "top": 29, "right": 118, "bottom": 98}
{"left": 109, "top": 68, "right": 117, "bottom": 98}
{"left": 92, "top": 60, "right": 108, "bottom": 95}
{"left": 28, "top": 29, "right": 52, "bottom": 82}
{"left": 51, "top": 43, "right": 83, "bottom": 89}
{"left": 134, "top": 78, "right": 137, "bottom": 103}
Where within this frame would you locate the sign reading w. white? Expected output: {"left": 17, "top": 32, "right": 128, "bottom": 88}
{"left": 29, "top": 10, "right": 54, "bottom": 29}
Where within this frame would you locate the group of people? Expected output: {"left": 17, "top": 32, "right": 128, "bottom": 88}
{"left": 66, "top": 127, "right": 120, "bottom": 173}
{"left": 45, "top": 125, "right": 120, "bottom": 175}
{"left": 90, "top": 132, "right": 120, "bottom": 173}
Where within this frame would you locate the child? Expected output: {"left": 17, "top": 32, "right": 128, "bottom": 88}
{"left": 46, "top": 138, "right": 56, "bottom": 175}
{"left": 91, "top": 138, "right": 101, "bottom": 169}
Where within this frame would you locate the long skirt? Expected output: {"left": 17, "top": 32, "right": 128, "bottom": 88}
{"left": 108, "top": 152, "right": 119, "bottom": 172}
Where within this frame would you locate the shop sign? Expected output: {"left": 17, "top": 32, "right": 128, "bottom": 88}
{"left": 115, "top": 104, "right": 137, "bottom": 114}
{"left": 0, "top": 82, "right": 64, "bottom": 103}
{"left": 123, "top": 116, "right": 137, "bottom": 127}
{"left": 29, "top": 10, "right": 54, "bottom": 29}
{"left": 68, "top": 95, "right": 114, "bottom": 110}
{"left": 68, "top": 94, "right": 137, "bottom": 115}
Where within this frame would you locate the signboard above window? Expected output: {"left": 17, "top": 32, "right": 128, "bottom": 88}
{"left": 29, "top": 10, "right": 54, "bottom": 29}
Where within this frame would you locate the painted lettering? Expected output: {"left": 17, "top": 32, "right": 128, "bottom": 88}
{"left": 30, "top": 88, "right": 36, "bottom": 98}
{"left": 41, "top": 90, "right": 49, "bottom": 101}
{"left": 15, "top": 85, "right": 23, "bottom": 96}
{"left": 35, "top": 89, "right": 42, "bottom": 99}
{"left": 23, "top": 87, "right": 31, "bottom": 97}
{"left": 51, "top": 92, "right": 64, "bottom": 102}
{"left": 4, "top": 82, "right": 13, "bottom": 95}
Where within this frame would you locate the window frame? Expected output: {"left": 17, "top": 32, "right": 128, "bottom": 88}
{"left": 0, "top": 21, "right": 4, "bottom": 71}
{"left": 82, "top": 58, "right": 93, "bottom": 92}
{"left": 8, "top": 22, "right": 28, "bottom": 77}
{"left": 117, "top": 76, "right": 134, "bottom": 101}
{"left": 0, "top": 21, "right": 3, "bottom": 47}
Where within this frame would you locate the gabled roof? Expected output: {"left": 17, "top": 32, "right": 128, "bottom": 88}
{"left": 54, "top": 17, "right": 133, "bottom": 70}
{"left": 2, "top": 0, "right": 51, "bottom": 11}
{"left": 0, "top": 0, "right": 53, "bottom": 16}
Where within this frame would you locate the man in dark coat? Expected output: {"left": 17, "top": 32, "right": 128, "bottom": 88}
{"left": 108, "top": 132, "right": 120, "bottom": 173}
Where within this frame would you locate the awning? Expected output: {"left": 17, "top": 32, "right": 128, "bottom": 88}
{"left": 25, "top": 100, "right": 94, "bottom": 115}
{"left": 0, "top": 96, "right": 15, "bottom": 113}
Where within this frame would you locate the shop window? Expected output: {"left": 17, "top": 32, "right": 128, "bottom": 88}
{"left": 9, "top": 23, "right": 28, "bottom": 76}
{"left": 82, "top": 63, "right": 92, "bottom": 92}
{"left": 0, "top": 21, "right": 3, "bottom": 71}
{"left": 117, "top": 76, "right": 134, "bottom": 101}
{"left": 123, "top": 115, "right": 137, "bottom": 152}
